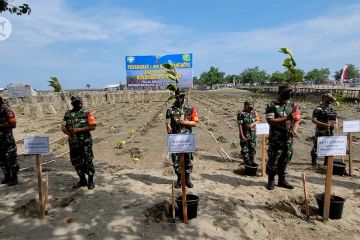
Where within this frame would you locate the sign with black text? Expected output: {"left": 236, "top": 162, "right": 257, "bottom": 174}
{"left": 168, "top": 134, "right": 196, "bottom": 153}
{"left": 24, "top": 136, "right": 49, "bottom": 155}
{"left": 343, "top": 120, "right": 360, "bottom": 133}
{"left": 317, "top": 136, "right": 347, "bottom": 157}
{"left": 256, "top": 123, "right": 270, "bottom": 135}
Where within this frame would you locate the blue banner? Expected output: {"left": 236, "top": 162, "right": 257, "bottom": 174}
{"left": 125, "top": 53, "right": 193, "bottom": 90}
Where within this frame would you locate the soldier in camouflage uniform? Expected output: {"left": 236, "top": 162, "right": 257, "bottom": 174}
{"left": 61, "top": 96, "right": 97, "bottom": 190}
{"left": 311, "top": 93, "right": 337, "bottom": 166}
{"left": 265, "top": 85, "right": 300, "bottom": 190}
{"left": 237, "top": 100, "right": 260, "bottom": 166}
{"left": 0, "top": 96, "right": 19, "bottom": 186}
{"left": 165, "top": 89, "right": 199, "bottom": 188}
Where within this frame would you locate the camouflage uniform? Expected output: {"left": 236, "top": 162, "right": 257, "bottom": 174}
{"left": 166, "top": 104, "right": 196, "bottom": 175}
{"left": 62, "top": 108, "right": 96, "bottom": 176}
{"left": 265, "top": 99, "right": 296, "bottom": 177}
{"left": 0, "top": 101, "right": 19, "bottom": 184}
{"left": 237, "top": 110, "right": 257, "bottom": 165}
{"left": 311, "top": 104, "right": 337, "bottom": 161}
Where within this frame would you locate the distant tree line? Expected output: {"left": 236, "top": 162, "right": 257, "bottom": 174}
{"left": 194, "top": 64, "right": 360, "bottom": 86}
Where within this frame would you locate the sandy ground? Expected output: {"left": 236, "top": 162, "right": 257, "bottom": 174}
{"left": 0, "top": 89, "right": 359, "bottom": 240}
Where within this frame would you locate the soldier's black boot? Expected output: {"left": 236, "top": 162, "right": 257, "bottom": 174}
{"left": 1, "top": 173, "right": 11, "bottom": 184}
{"left": 73, "top": 174, "right": 87, "bottom": 189}
{"left": 249, "top": 155, "right": 257, "bottom": 167}
{"left": 174, "top": 173, "right": 181, "bottom": 188}
{"left": 8, "top": 171, "right": 18, "bottom": 186}
{"left": 243, "top": 157, "right": 251, "bottom": 166}
{"left": 278, "top": 175, "right": 294, "bottom": 189}
{"left": 185, "top": 173, "right": 193, "bottom": 188}
{"left": 87, "top": 175, "right": 95, "bottom": 190}
{"left": 266, "top": 175, "right": 275, "bottom": 190}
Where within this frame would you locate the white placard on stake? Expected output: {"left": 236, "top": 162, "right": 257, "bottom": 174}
{"left": 256, "top": 123, "right": 270, "bottom": 135}
{"left": 317, "top": 136, "right": 347, "bottom": 157}
{"left": 343, "top": 120, "right": 360, "bottom": 133}
{"left": 24, "top": 136, "right": 49, "bottom": 155}
{"left": 168, "top": 134, "right": 196, "bottom": 153}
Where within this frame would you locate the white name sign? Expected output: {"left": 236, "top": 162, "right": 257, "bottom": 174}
{"left": 317, "top": 136, "right": 347, "bottom": 157}
{"left": 24, "top": 136, "right": 49, "bottom": 155}
{"left": 343, "top": 120, "right": 360, "bottom": 133}
{"left": 168, "top": 134, "right": 196, "bottom": 153}
{"left": 256, "top": 123, "right": 270, "bottom": 135}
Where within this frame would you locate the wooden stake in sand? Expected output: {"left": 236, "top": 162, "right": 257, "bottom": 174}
{"left": 323, "top": 156, "right": 334, "bottom": 222}
{"left": 261, "top": 135, "right": 266, "bottom": 176}
{"left": 343, "top": 120, "right": 360, "bottom": 176}
{"left": 302, "top": 173, "right": 310, "bottom": 220}
{"left": 317, "top": 136, "right": 347, "bottom": 222}
{"left": 179, "top": 153, "right": 188, "bottom": 224}
{"left": 43, "top": 172, "right": 49, "bottom": 214}
{"left": 36, "top": 155, "right": 45, "bottom": 217}
{"left": 172, "top": 181, "right": 176, "bottom": 222}
{"left": 348, "top": 132, "right": 353, "bottom": 176}
{"left": 256, "top": 123, "right": 270, "bottom": 177}
{"left": 168, "top": 134, "right": 196, "bottom": 224}
{"left": 24, "top": 136, "right": 50, "bottom": 218}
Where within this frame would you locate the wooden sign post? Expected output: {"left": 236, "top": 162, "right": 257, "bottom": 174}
{"left": 36, "top": 155, "right": 46, "bottom": 217}
{"left": 323, "top": 155, "right": 334, "bottom": 222}
{"left": 317, "top": 136, "right": 347, "bottom": 222}
{"left": 179, "top": 153, "right": 188, "bottom": 224}
{"left": 302, "top": 173, "right": 310, "bottom": 220}
{"left": 343, "top": 120, "right": 360, "bottom": 176}
{"left": 256, "top": 123, "right": 270, "bottom": 176}
{"left": 24, "top": 136, "right": 50, "bottom": 218}
{"left": 168, "top": 134, "right": 196, "bottom": 224}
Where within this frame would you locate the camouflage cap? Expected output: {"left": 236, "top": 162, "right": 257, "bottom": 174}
{"left": 175, "top": 88, "right": 186, "bottom": 97}
{"left": 278, "top": 84, "right": 293, "bottom": 93}
{"left": 70, "top": 96, "right": 82, "bottom": 102}
{"left": 322, "top": 92, "right": 335, "bottom": 101}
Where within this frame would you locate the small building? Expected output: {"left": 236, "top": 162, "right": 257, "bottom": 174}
{"left": 104, "top": 84, "right": 120, "bottom": 91}
{"left": 7, "top": 83, "right": 37, "bottom": 98}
